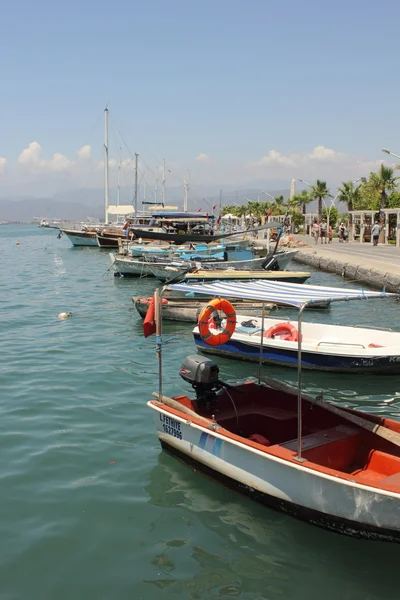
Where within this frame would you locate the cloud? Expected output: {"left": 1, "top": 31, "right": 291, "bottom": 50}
{"left": 0, "top": 157, "right": 6, "bottom": 173}
{"left": 18, "top": 142, "right": 71, "bottom": 173}
{"left": 77, "top": 144, "right": 92, "bottom": 159}
{"left": 254, "top": 149, "right": 297, "bottom": 168}
{"left": 196, "top": 153, "right": 211, "bottom": 163}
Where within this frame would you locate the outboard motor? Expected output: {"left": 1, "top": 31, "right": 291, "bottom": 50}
{"left": 179, "top": 355, "right": 231, "bottom": 407}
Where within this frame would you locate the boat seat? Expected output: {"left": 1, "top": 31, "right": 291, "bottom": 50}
{"left": 379, "top": 472, "right": 400, "bottom": 489}
{"left": 281, "top": 424, "right": 359, "bottom": 452}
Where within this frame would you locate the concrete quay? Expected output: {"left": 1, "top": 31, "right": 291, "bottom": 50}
{"left": 290, "top": 236, "right": 400, "bottom": 293}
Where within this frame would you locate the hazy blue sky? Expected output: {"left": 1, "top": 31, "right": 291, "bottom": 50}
{"left": 1, "top": 0, "right": 399, "bottom": 197}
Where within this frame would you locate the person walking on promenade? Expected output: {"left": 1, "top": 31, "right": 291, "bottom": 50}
{"left": 328, "top": 225, "right": 333, "bottom": 243}
{"left": 371, "top": 222, "right": 381, "bottom": 246}
{"left": 311, "top": 220, "right": 320, "bottom": 244}
{"left": 320, "top": 218, "right": 327, "bottom": 244}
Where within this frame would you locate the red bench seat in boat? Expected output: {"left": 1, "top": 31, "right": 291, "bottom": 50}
{"left": 353, "top": 450, "right": 400, "bottom": 488}
{"left": 280, "top": 425, "right": 361, "bottom": 470}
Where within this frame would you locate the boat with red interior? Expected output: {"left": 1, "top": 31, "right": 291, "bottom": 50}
{"left": 146, "top": 282, "right": 400, "bottom": 541}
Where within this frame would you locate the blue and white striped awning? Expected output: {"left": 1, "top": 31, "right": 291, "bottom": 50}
{"left": 167, "top": 280, "right": 396, "bottom": 308}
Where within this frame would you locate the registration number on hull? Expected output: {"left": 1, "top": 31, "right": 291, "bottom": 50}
{"left": 159, "top": 413, "right": 182, "bottom": 439}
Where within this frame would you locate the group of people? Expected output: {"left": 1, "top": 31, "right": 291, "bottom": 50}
{"left": 311, "top": 220, "right": 382, "bottom": 245}
{"left": 311, "top": 219, "right": 333, "bottom": 244}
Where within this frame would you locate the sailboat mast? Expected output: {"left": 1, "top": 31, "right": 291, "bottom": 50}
{"left": 183, "top": 170, "right": 189, "bottom": 212}
{"left": 134, "top": 152, "right": 138, "bottom": 216}
{"left": 155, "top": 168, "right": 158, "bottom": 205}
{"left": 143, "top": 168, "right": 147, "bottom": 203}
{"left": 104, "top": 108, "right": 109, "bottom": 224}
{"left": 162, "top": 157, "right": 166, "bottom": 207}
{"left": 117, "top": 147, "right": 121, "bottom": 207}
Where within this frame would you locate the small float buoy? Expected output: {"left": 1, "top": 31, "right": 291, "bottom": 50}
{"left": 16, "top": 242, "right": 20, "bottom": 245}
{"left": 57, "top": 312, "right": 72, "bottom": 319}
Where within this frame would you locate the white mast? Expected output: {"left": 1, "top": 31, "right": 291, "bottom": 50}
{"left": 116, "top": 147, "right": 122, "bottom": 207}
{"left": 134, "top": 153, "right": 138, "bottom": 216}
{"left": 104, "top": 107, "right": 109, "bottom": 224}
{"left": 143, "top": 168, "right": 147, "bottom": 203}
{"left": 183, "top": 170, "right": 189, "bottom": 212}
{"left": 155, "top": 168, "right": 159, "bottom": 205}
{"left": 162, "top": 157, "right": 166, "bottom": 207}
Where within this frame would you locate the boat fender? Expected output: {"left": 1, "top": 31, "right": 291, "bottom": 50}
{"left": 265, "top": 322, "right": 298, "bottom": 342}
{"left": 198, "top": 298, "right": 236, "bottom": 346}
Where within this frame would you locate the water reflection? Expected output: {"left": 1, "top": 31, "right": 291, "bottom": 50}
{"left": 144, "top": 451, "right": 400, "bottom": 599}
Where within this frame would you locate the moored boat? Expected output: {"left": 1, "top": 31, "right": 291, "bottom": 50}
{"left": 183, "top": 270, "right": 310, "bottom": 284}
{"left": 59, "top": 228, "right": 99, "bottom": 247}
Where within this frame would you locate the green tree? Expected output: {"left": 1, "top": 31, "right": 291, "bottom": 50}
{"left": 367, "top": 164, "right": 399, "bottom": 212}
{"left": 310, "top": 180, "right": 331, "bottom": 219}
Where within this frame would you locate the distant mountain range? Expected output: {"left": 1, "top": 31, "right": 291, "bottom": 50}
{"left": 0, "top": 185, "right": 294, "bottom": 222}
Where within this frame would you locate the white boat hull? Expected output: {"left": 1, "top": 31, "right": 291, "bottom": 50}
{"left": 150, "top": 403, "right": 400, "bottom": 541}
{"left": 62, "top": 231, "right": 99, "bottom": 247}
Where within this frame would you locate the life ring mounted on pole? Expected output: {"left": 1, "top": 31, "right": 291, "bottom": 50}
{"left": 265, "top": 322, "right": 298, "bottom": 342}
{"left": 198, "top": 298, "right": 236, "bottom": 346}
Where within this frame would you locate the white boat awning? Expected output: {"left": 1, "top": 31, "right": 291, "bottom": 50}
{"left": 167, "top": 280, "right": 396, "bottom": 308}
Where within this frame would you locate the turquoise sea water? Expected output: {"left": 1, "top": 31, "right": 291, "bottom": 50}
{"left": 1, "top": 224, "right": 400, "bottom": 600}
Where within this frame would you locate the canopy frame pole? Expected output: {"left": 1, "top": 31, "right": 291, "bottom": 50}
{"left": 257, "top": 302, "right": 265, "bottom": 383}
{"left": 155, "top": 288, "right": 163, "bottom": 400}
{"left": 294, "top": 302, "right": 307, "bottom": 462}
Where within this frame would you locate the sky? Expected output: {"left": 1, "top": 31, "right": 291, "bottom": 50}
{"left": 1, "top": 0, "right": 400, "bottom": 202}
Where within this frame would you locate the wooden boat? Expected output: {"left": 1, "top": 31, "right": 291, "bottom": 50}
{"left": 133, "top": 295, "right": 274, "bottom": 321}
{"left": 129, "top": 221, "right": 278, "bottom": 244}
{"left": 184, "top": 270, "right": 310, "bottom": 284}
{"left": 97, "top": 231, "right": 125, "bottom": 248}
{"left": 133, "top": 294, "right": 329, "bottom": 322}
{"left": 147, "top": 282, "right": 400, "bottom": 542}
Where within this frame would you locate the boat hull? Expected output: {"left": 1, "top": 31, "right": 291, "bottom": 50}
{"left": 150, "top": 403, "right": 400, "bottom": 542}
{"left": 111, "top": 254, "right": 155, "bottom": 277}
{"left": 61, "top": 230, "right": 99, "bottom": 246}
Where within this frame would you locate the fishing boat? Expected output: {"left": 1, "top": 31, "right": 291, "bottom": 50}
{"left": 170, "top": 279, "right": 400, "bottom": 374}
{"left": 146, "top": 283, "right": 400, "bottom": 542}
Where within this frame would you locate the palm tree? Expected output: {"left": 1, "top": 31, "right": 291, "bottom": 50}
{"left": 310, "top": 180, "right": 330, "bottom": 220}
{"left": 368, "top": 164, "right": 399, "bottom": 212}
{"left": 292, "top": 190, "right": 313, "bottom": 215}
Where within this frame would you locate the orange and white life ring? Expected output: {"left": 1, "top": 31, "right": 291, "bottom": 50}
{"left": 198, "top": 298, "right": 236, "bottom": 346}
{"left": 265, "top": 322, "right": 298, "bottom": 342}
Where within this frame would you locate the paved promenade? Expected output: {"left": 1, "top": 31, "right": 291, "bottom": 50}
{"left": 291, "top": 235, "right": 400, "bottom": 292}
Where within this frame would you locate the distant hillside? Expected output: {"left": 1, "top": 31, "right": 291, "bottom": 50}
{"left": 0, "top": 184, "right": 294, "bottom": 221}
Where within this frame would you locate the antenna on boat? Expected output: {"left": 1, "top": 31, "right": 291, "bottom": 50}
{"left": 104, "top": 107, "right": 110, "bottom": 224}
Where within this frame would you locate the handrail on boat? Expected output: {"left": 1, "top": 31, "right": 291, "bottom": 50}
{"left": 354, "top": 324, "right": 393, "bottom": 332}
{"left": 317, "top": 341, "right": 365, "bottom": 349}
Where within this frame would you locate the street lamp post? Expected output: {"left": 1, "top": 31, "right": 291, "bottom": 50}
{"left": 382, "top": 148, "right": 400, "bottom": 161}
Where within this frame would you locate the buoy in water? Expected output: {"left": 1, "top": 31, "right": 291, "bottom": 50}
{"left": 16, "top": 242, "right": 20, "bottom": 245}
{"left": 57, "top": 312, "right": 72, "bottom": 319}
